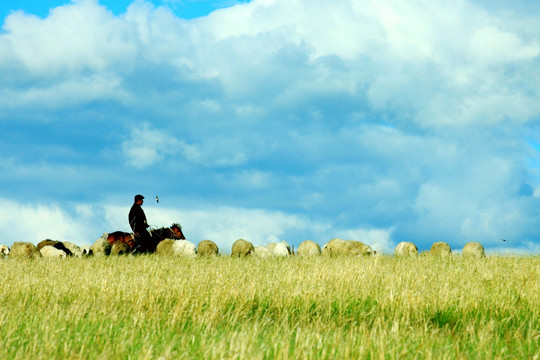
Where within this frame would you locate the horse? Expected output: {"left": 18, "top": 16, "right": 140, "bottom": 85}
{"left": 106, "top": 232, "right": 136, "bottom": 249}
{"left": 150, "top": 223, "right": 185, "bottom": 241}
{"left": 148, "top": 223, "right": 186, "bottom": 251}
{"left": 106, "top": 223, "right": 186, "bottom": 253}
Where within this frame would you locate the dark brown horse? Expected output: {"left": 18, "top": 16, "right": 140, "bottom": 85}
{"left": 150, "top": 223, "right": 185, "bottom": 241}
{"left": 106, "top": 232, "right": 136, "bottom": 249}
{"left": 106, "top": 223, "right": 186, "bottom": 253}
{"left": 147, "top": 223, "right": 186, "bottom": 252}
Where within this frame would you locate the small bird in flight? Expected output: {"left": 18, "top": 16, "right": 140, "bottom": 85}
{"left": 501, "top": 239, "right": 508, "bottom": 242}
{"left": 155, "top": 195, "right": 159, "bottom": 204}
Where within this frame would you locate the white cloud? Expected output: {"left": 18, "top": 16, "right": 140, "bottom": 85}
{"left": 0, "top": 198, "right": 108, "bottom": 247}
{"left": 122, "top": 122, "right": 253, "bottom": 169}
{"left": 1, "top": 0, "right": 539, "bottom": 126}
{"left": 232, "top": 170, "right": 274, "bottom": 188}
{"left": 0, "top": 73, "right": 129, "bottom": 109}
{"left": 122, "top": 123, "right": 181, "bottom": 168}
{"left": 470, "top": 26, "right": 540, "bottom": 64}
{"left": 2, "top": 1, "right": 137, "bottom": 74}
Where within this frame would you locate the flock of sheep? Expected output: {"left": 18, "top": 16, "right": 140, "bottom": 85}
{"left": 0, "top": 235, "right": 486, "bottom": 259}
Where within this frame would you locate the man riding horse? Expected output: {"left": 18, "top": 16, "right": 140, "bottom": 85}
{"left": 128, "top": 194, "right": 152, "bottom": 253}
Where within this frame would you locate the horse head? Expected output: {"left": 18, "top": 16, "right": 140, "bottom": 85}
{"left": 170, "top": 223, "right": 186, "bottom": 240}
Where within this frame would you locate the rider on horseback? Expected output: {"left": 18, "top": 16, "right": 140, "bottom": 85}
{"left": 128, "top": 194, "right": 152, "bottom": 253}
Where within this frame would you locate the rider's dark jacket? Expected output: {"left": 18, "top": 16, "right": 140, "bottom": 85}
{"left": 128, "top": 202, "right": 148, "bottom": 234}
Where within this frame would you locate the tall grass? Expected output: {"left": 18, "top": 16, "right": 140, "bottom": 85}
{"left": 0, "top": 255, "right": 538, "bottom": 359}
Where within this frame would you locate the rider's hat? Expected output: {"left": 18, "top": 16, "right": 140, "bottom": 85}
{"left": 134, "top": 194, "right": 145, "bottom": 202}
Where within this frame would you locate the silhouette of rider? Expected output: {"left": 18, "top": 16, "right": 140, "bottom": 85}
{"left": 128, "top": 194, "right": 152, "bottom": 253}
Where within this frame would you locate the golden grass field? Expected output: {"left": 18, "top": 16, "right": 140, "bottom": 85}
{"left": 0, "top": 254, "right": 538, "bottom": 359}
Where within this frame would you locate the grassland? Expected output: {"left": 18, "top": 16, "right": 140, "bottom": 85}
{"left": 0, "top": 254, "right": 538, "bottom": 359}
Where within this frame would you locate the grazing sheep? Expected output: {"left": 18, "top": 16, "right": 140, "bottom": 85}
{"left": 394, "top": 241, "right": 419, "bottom": 256}
{"left": 37, "top": 239, "right": 73, "bottom": 256}
{"left": 0, "top": 245, "right": 9, "bottom": 257}
{"left": 253, "top": 246, "right": 273, "bottom": 257}
{"left": 322, "top": 239, "right": 345, "bottom": 256}
{"left": 80, "top": 244, "right": 93, "bottom": 257}
{"left": 263, "top": 241, "right": 292, "bottom": 256}
{"left": 462, "top": 241, "right": 485, "bottom": 257}
{"left": 297, "top": 240, "right": 321, "bottom": 256}
{"left": 92, "top": 236, "right": 111, "bottom": 257}
{"left": 10, "top": 242, "right": 41, "bottom": 259}
{"left": 322, "top": 238, "right": 349, "bottom": 256}
{"left": 273, "top": 240, "right": 292, "bottom": 256}
{"left": 156, "top": 239, "right": 175, "bottom": 255}
{"left": 39, "top": 245, "right": 67, "bottom": 258}
{"left": 110, "top": 241, "right": 131, "bottom": 256}
{"left": 349, "top": 240, "right": 375, "bottom": 255}
{"left": 173, "top": 240, "right": 197, "bottom": 257}
{"left": 62, "top": 241, "right": 83, "bottom": 257}
{"left": 37, "top": 239, "right": 57, "bottom": 251}
{"left": 265, "top": 242, "right": 277, "bottom": 253}
{"left": 322, "top": 238, "right": 374, "bottom": 256}
{"left": 430, "top": 241, "right": 452, "bottom": 256}
{"left": 197, "top": 240, "right": 219, "bottom": 257}
{"left": 156, "top": 239, "right": 197, "bottom": 257}
{"left": 231, "top": 239, "right": 254, "bottom": 257}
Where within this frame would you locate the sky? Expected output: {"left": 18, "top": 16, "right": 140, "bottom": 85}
{"left": 1, "top": 0, "right": 540, "bottom": 254}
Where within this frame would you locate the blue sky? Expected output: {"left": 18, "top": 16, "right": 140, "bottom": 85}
{"left": 1, "top": 0, "right": 540, "bottom": 254}
{"left": 0, "top": 1, "right": 251, "bottom": 19}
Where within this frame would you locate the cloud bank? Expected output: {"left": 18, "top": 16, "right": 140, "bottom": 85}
{"left": 1, "top": 0, "right": 539, "bottom": 253}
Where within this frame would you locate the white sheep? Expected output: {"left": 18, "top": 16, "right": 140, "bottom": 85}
{"left": 80, "top": 244, "right": 93, "bottom": 257}
{"left": 0, "top": 245, "right": 9, "bottom": 257}
{"left": 263, "top": 241, "right": 292, "bottom": 257}
{"left": 172, "top": 240, "right": 197, "bottom": 257}
{"left": 297, "top": 240, "right": 321, "bottom": 256}
{"left": 91, "top": 236, "right": 111, "bottom": 257}
{"left": 10, "top": 242, "right": 41, "bottom": 259}
{"left": 62, "top": 241, "right": 83, "bottom": 257}
{"left": 273, "top": 240, "right": 292, "bottom": 256}
{"left": 254, "top": 246, "right": 273, "bottom": 257}
{"left": 394, "top": 241, "right": 419, "bottom": 256}
{"left": 265, "top": 242, "right": 276, "bottom": 252}
{"left": 39, "top": 245, "right": 67, "bottom": 258}
{"left": 322, "top": 238, "right": 374, "bottom": 256}
{"left": 462, "top": 241, "right": 485, "bottom": 257}
{"left": 156, "top": 239, "right": 197, "bottom": 257}
{"left": 197, "top": 240, "right": 219, "bottom": 256}
{"left": 430, "top": 241, "right": 452, "bottom": 256}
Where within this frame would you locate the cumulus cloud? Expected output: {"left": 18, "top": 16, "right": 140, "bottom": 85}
{"left": 2, "top": 1, "right": 136, "bottom": 74}
{"left": 2, "top": 0, "right": 539, "bottom": 127}
{"left": 470, "top": 26, "right": 540, "bottom": 64}
{"left": 0, "top": 198, "right": 109, "bottom": 246}
{"left": 121, "top": 123, "right": 250, "bottom": 168}
{"left": 0, "top": 74, "right": 129, "bottom": 110}
{"left": 122, "top": 123, "right": 181, "bottom": 168}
